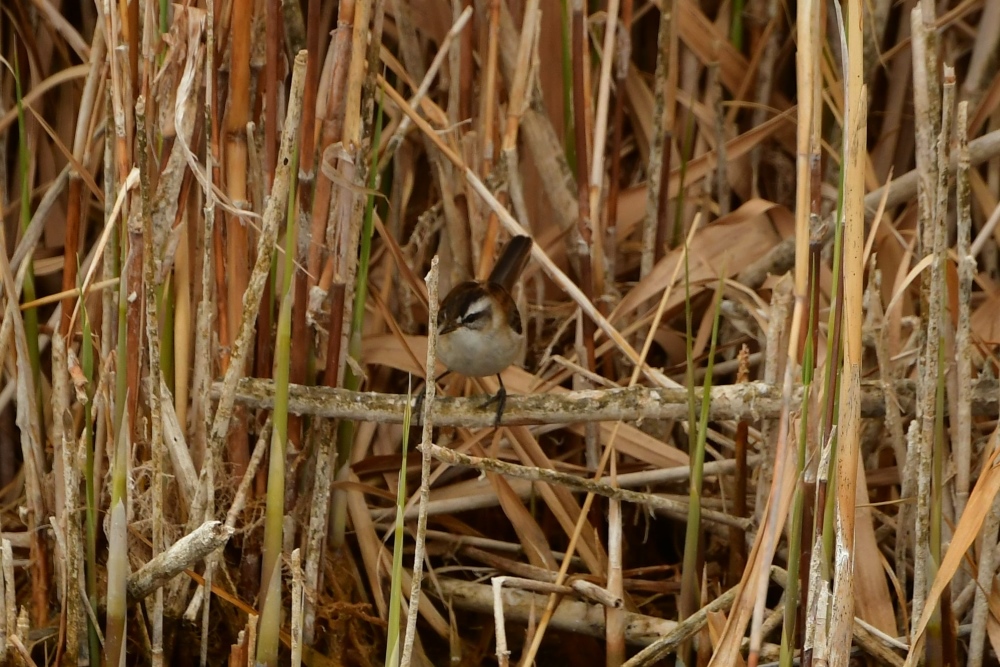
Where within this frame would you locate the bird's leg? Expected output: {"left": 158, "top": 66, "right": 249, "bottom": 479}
{"left": 481, "top": 374, "right": 508, "bottom": 427}
{"left": 412, "top": 371, "right": 451, "bottom": 424}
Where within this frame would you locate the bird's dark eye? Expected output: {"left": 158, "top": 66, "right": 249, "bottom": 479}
{"left": 462, "top": 309, "right": 485, "bottom": 324}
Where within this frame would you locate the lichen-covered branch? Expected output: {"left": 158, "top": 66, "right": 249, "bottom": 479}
{"left": 217, "top": 377, "right": 999, "bottom": 427}
{"left": 126, "top": 521, "right": 233, "bottom": 603}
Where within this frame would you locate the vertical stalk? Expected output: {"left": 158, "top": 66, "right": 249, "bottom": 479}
{"left": 597, "top": 8, "right": 626, "bottom": 656}
{"left": 330, "top": 0, "right": 382, "bottom": 549}
{"left": 104, "top": 371, "right": 129, "bottom": 667}
{"left": 306, "top": 0, "right": 354, "bottom": 294}
{"left": 196, "top": 2, "right": 220, "bottom": 659}
{"left": 679, "top": 276, "right": 725, "bottom": 662}
{"left": 13, "top": 56, "right": 43, "bottom": 450}
{"left": 138, "top": 86, "right": 167, "bottom": 662}
{"left": 560, "top": 0, "right": 576, "bottom": 166}
{"left": 780, "top": 257, "right": 818, "bottom": 667}
{"left": 741, "top": 0, "right": 820, "bottom": 662}
{"left": 954, "top": 100, "right": 973, "bottom": 523}
{"left": 603, "top": 0, "right": 633, "bottom": 294}
{"left": 297, "top": 0, "right": 324, "bottom": 645}
{"left": 570, "top": 0, "right": 599, "bottom": 473}
{"left": 642, "top": 0, "right": 675, "bottom": 277}
{"left": 385, "top": 395, "right": 413, "bottom": 667}
{"left": 731, "top": 0, "right": 745, "bottom": 49}
{"left": 84, "top": 301, "right": 102, "bottom": 664}
{"left": 927, "top": 67, "right": 957, "bottom": 666}
{"left": 12, "top": 48, "right": 51, "bottom": 633}
{"left": 596, "top": 11, "right": 625, "bottom": 659}
{"left": 333, "top": 86, "right": 384, "bottom": 546}
{"left": 255, "top": 154, "right": 298, "bottom": 666}
{"left": 222, "top": 0, "right": 255, "bottom": 477}
{"left": 910, "top": 2, "right": 940, "bottom": 641}
{"left": 254, "top": 50, "right": 309, "bottom": 666}
{"left": 728, "top": 347, "right": 751, "bottom": 584}
{"left": 958, "top": 102, "right": 994, "bottom": 667}
{"left": 829, "top": 1, "right": 865, "bottom": 663}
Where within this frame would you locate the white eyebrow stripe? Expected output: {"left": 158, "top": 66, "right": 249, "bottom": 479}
{"left": 465, "top": 297, "right": 492, "bottom": 318}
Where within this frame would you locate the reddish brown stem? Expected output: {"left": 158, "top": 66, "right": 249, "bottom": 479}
{"left": 324, "top": 282, "right": 347, "bottom": 388}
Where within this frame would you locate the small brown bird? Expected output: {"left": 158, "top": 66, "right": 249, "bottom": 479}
{"left": 435, "top": 235, "right": 533, "bottom": 425}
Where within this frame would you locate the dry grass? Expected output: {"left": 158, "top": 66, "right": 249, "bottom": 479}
{"left": 2, "top": 0, "right": 1000, "bottom": 665}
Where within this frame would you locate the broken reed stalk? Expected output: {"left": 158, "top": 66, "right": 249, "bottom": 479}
{"left": 52, "top": 333, "right": 83, "bottom": 662}
{"left": 487, "top": 0, "right": 581, "bottom": 232}
{"left": 138, "top": 89, "right": 168, "bottom": 663}
{"left": 587, "top": 0, "right": 620, "bottom": 330}
{"left": 958, "top": 99, "right": 995, "bottom": 667}
{"left": 954, "top": 100, "right": 973, "bottom": 523}
{"left": 928, "top": 66, "right": 958, "bottom": 665}
{"left": 909, "top": 4, "right": 939, "bottom": 642}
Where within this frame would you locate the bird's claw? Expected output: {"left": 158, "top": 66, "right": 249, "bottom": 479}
{"left": 411, "top": 385, "right": 427, "bottom": 425}
{"left": 481, "top": 386, "right": 507, "bottom": 428}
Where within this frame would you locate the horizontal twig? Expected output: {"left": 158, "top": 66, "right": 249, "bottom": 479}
{"left": 215, "top": 377, "right": 999, "bottom": 427}
{"left": 435, "top": 575, "right": 780, "bottom": 662}
{"left": 865, "top": 125, "right": 1000, "bottom": 219}
{"left": 493, "top": 575, "right": 623, "bottom": 609}
{"left": 462, "top": 545, "right": 621, "bottom": 608}
{"left": 418, "top": 443, "right": 753, "bottom": 530}
{"left": 369, "top": 457, "right": 759, "bottom": 524}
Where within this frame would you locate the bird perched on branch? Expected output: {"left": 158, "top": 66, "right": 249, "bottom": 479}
{"left": 435, "top": 235, "right": 533, "bottom": 426}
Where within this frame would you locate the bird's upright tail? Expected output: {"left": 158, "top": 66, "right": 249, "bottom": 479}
{"left": 487, "top": 235, "right": 533, "bottom": 291}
